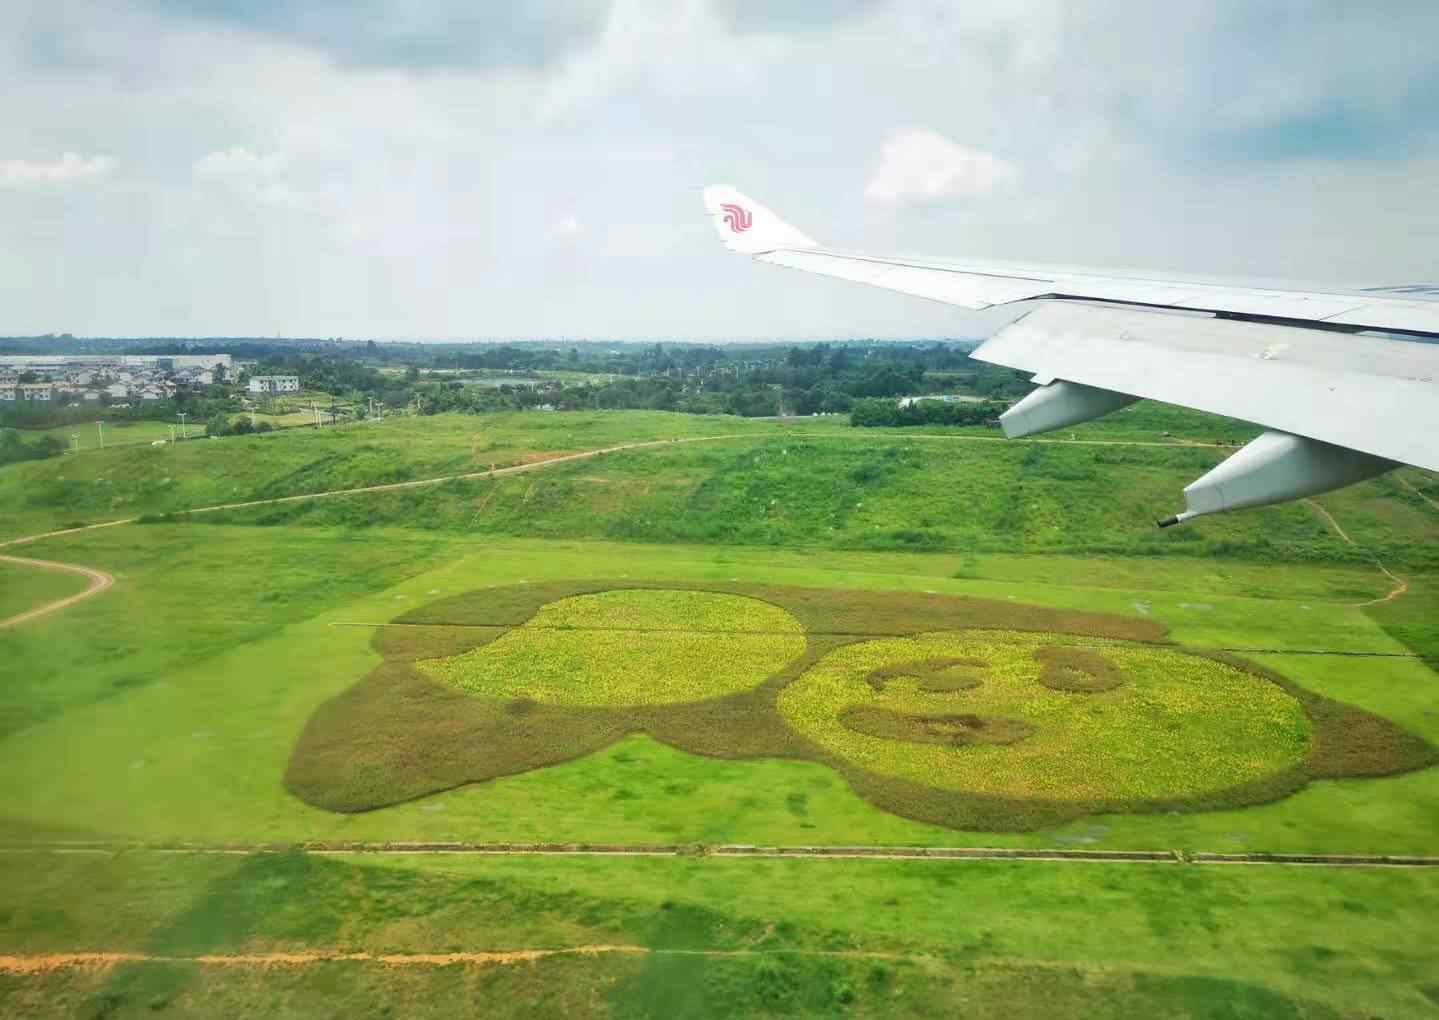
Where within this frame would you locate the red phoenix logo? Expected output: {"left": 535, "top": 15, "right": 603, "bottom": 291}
{"left": 720, "top": 203, "right": 753, "bottom": 233}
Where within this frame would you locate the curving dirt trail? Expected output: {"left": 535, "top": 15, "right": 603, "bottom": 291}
{"left": 1303, "top": 499, "right": 1409, "bottom": 607}
{"left": 0, "top": 553, "right": 116, "bottom": 629}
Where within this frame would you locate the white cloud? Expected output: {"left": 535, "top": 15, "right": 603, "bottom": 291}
{"left": 194, "top": 146, "right": 286, "bottom": 182}
{"left": 864, "top": 129, "right": 1015, "bottom": 206}
{"left": 549, "top": 213, "right": 582, "bottom": 239}
{"left": 193, "top": 146, "right": 306, "bottom": 209}
{"left": 2, "top": 0, "right": 1437, "bottom": 337}
{"left": 0, "top": 152, "right": 115, "bottom": 189}
{"left": 538, "top": 0, "right": 783, "bottom": 121}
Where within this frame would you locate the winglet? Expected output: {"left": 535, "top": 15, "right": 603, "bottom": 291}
{"left": 703, "top": 185, "right": 816, "bottom": 254}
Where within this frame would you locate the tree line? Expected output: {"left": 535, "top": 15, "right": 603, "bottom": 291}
{"left": 849, "top": 398, "right": 1008, "bottom": 428}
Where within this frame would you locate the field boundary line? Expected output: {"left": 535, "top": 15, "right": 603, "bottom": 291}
{"left": 3, "top": 841, "right": 1436, "bottom": 868}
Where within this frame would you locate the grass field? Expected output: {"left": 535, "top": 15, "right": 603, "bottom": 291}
{"left": 14, "top": 420, "right": 200, "bottom": 452}
{"left": 231, "top": 410, "right": 328, "bottom": 428}
{"left": 2, "top": 409, "right": 1438, "bottom": 1017}
{"left": 0, "top": 411, "right": 781, "bottom": 541}
{"left": 200, "top": 425, "right": 1439, "bottom": 570}
{"left": 4, "top": 850, "right": 1438, "bottom": 1019}
{"left": 5, "top": 411, "right": 1435, "bottom": 572}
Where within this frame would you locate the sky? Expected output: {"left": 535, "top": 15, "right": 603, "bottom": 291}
{"left": 3, "top": 0, "right": 1437, "bottom": 340}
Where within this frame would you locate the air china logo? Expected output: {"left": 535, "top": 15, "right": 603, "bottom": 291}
{"left": 720, "top": 203, "right": 753, "bottom": 233}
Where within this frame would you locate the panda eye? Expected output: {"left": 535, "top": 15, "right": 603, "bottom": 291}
{"left": 1033, "top": 646, "right": 1124, "bottom": 692}
{"left": 863, "top": 656, "right": 987, "bottom": 693}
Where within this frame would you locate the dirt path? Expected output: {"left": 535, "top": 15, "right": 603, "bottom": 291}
{"left": 1394, "top": 474, "right": 1439, "bottom": 513}
{"left": 0, "top": 944, "right": 919, "bottom": 975}
{"left": 0, "top": 554, "right": 115, "bottom": 630}
{"left": 4, "top": 840, "right": 1435, "bottom": 868}
{"left": 1303, "top": 499, "right": 1408, "bottom": 607}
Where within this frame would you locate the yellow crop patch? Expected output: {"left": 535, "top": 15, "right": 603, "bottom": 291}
{"left": 417, "top": 589, "right": 804, "bottom": 706}
{"left": 778, "top": 631, "right": 1312, "bottom": 801}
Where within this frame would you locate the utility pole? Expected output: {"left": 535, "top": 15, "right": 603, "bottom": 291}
{"left": 70, "top": 433, "right": 80, "bottom": 454}
{"left": 168, "top": 424, "right": 176, "bottom": 444}
{"left": 177, "top": 412, "right": 188, "bottom": 439}
{"left": 96, "top": 420, "right": 105, "bottom": 450}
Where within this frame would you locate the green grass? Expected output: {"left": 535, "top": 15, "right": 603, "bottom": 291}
{"left": 198, "top": 426, "right": 1439, "bottom": 572}
{"left": 1366, "top": 571, "right": 1439, "bottom": 668}
{"left": 1, "top": 850, "right": 1436, "bottom": 1018}
{"left": 5, "top": 411, "right": 1436, "bottom": 575}
{"left": 0, "top": 526, "right": 459, "bottom": 739}
{"left": 0, "top": 411, "right": 777, "bottom": 541}
{"left": 15, "top": 419, "right": 195, "bottom": 452}
{"left": 0, "top": 558, "right": 88, "bottom": 620}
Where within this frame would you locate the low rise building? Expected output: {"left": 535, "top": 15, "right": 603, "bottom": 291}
{"left": 248, "top": 375, "right": 301, "bottom": 394}
{"left": 18, "top": 383, "right": 53, "bottom": 401}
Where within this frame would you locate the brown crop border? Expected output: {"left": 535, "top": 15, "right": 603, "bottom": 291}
{"left": 284, "top": 580, "right": 1437, "bottom": 831}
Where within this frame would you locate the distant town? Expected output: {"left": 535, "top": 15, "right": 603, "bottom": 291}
{"left": 0, "top": 354, "right": 237, "bottom": 405}
{"left": 0, "top": 335, "right": 1034, "bottom": 466}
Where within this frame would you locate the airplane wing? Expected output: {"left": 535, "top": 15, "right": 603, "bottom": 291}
{"left": 703, "top": 184, "right": 1439, "bottom": 523}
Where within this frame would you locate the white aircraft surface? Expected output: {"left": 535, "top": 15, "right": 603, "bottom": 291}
{"left": 704, "top": 185, "right": 1439, "bottom": 524}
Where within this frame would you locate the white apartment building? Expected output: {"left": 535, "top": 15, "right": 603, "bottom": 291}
{"left": 248, "top": 375, "right": 301, "bottom": 394}
{"left": 17, "top": 383, "right": 53, "bottom": 401}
